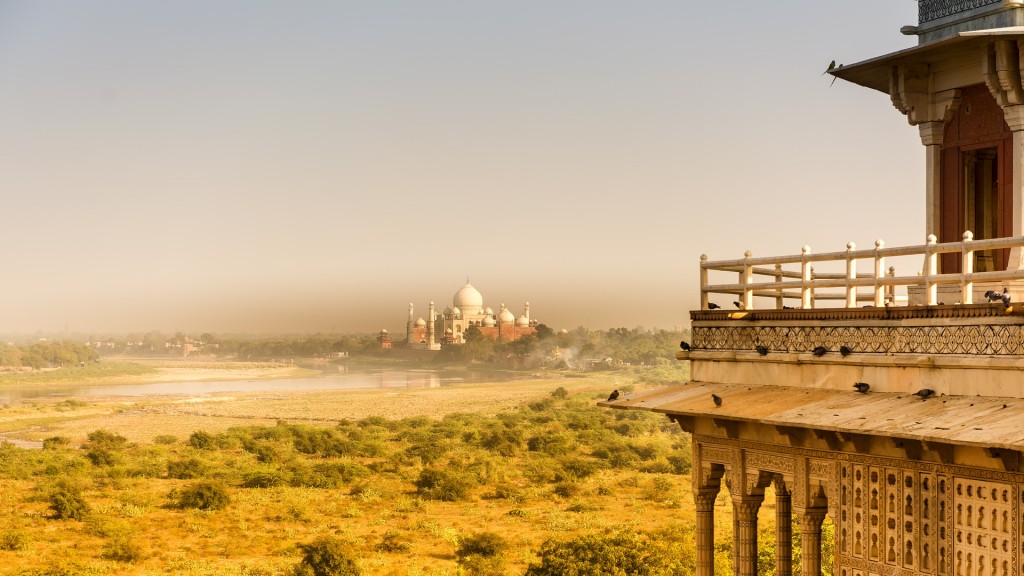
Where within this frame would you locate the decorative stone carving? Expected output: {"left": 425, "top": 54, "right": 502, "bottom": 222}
{"left": 747, "top": 451, "right": 796, "bottom": 475}
{"left": 691, "top": 323, "right": 1024, "bottom": 356}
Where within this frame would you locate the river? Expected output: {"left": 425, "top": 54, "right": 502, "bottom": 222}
{"left": 0, "top": 369, "right": 522, "bottom": 404}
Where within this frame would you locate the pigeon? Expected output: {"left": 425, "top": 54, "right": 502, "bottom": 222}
{"left": 607, "top": 389, "right": 620, "bottom": 401}
{"left": 853, "top": 382, "right": 870, "bottom": 394}
{"left": 913, "top": 388, "right": 934, "bottom": 400}
{"left": 1003, "top": 288, "right": 1011, "bottom": 306}
{"left": 733, "top": 301, "right": 744, "bottom": 310}
{"left": 707, "top": 303, "right": 721, "bottom": 310}
{"left": 985, "top": 290, "right": 1001, "bottom": 302}
{"left": 812, "top": 346, "right": 828, "bottom": 357}
{"left": 783, "top": 305, "right": 795, "bottom": 310}
{"left": 756, "top": 345, "right": 769, "bottom": 356}
{"left": 839, "top": 345, "right": 852, "bottom": 357}
{"left": 680, "top": 341, "right": 691, "bottom": 351}
{"left": 711, "top": 393, "right": 722, "bottom": 407}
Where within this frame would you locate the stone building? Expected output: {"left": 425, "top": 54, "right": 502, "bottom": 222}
{"left": 604, "top": 3, "right": 1024, "bottom": 576}
{"left": 405, "top": 282, "right": 537, "bottom": 350}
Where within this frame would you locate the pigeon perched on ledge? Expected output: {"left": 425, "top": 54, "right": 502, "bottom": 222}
{"left": 711, "top": 393, "right": 722, "bottom": 407}
{"left": 607, "top": 389, "right": 620, "bottom": 401}
{"left": 853, "top": 382, "right": 870, "bottom": 394}
{"left": 756, "top": 345, "right": 768, "bottom": 356}
{"left": 913, "top": 388, "right": 934, "bottom": 400}
{"left": 812, "top": 346, "right": 828, "bottom": 357}
{"left": 680, "top": 341, "right": 691, "bottom": 351}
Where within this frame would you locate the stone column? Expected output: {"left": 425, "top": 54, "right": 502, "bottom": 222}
{"left": 1003, "top": 105, "right": 1024, "bottom": 270}
{"left": 797, "top": 508, "right": 828, "bottom": 576}
{"left": 734, "top": 496, "right": 764, "bottom": 576}
{"left": 694, "top": 488, "right": 719, "bottom": 576}
{"left": 919, "top": 121, "right": 944, "bottom": 240}
{"left": 776, "top": 486, "right": 793, "bottom": 576}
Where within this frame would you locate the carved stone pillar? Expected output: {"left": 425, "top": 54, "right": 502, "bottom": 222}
{"left": 1003, "top": 105, "right": 1024, "bottom": 269}
{"left": 776, "top": 485, "right": 793, "bottom": 576}
{"left": 694, "top": 488, "right": 719, "bottom": 576}
{"left": 797, "top": 508, "right": 828, "bottom": 576}
{"left": 733, "top": 496, "right": 764, "bottom": 576}
{"left": 919, "top": 121, "right": 944, "bottom": 238}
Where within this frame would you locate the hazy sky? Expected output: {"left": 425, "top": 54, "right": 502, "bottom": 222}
{"left": 0, "top": 1, "right": 926, "bottom": 334}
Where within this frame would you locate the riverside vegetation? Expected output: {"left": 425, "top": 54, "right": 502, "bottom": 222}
{"left": 0, "top": 366, "right": 833, "bottom": 576}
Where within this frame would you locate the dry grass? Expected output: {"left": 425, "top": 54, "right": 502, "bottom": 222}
{"left": 0, "top": 365, "right": 712, "bottom": 575}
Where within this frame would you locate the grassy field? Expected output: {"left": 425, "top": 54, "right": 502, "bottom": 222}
{"left": 0, "top": 362, "right": 825, "bottom": 575}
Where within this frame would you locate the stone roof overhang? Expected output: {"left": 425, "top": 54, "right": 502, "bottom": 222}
{"left": 601, "top": 381, "right": 1024, "bottom": 452}
{"left": 831, "top": 27, "right": 1024, "bottom": 94}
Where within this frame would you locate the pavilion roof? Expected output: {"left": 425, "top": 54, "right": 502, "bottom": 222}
{"left": 601, "top": 381, "right": 1024, "bottom": 451}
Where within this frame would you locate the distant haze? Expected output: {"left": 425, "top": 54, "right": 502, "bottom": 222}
{"left": 0, "top": 1, "right": 923, "bottom": 334}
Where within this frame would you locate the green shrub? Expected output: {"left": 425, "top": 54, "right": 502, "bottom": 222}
{"left": 553, "top": 482, "right": 579, "bottom": 499}
{"left": 414, "top": 468, "right": 473, "bottom": 502}
{"left": 525, "top": 531, "right": 670, "bottom": 575}
{"left": 0, "top": 529, "right": 29, "bottom": 551}
{"left": 153, "top": 435, "right": 178, "bottom": 445}
{"left": 42, "top": 436, "right": 71, "bottom": 450}
{"left": 375, "top": 529, "right": 411, "bottom": 553}
{"left": 86, "top": 446, "right": 119, "bottom": 467}
{"left": 456, "top": 531, "right": 508, "bottom": 559}
{"left": 667, "top": 453, "right": 691, "bottom": 474}
{"left": 167, "top": 458, "right": 209, "bottom": 479}
{"left": 243, "top": 470, "right": 287, "bottom": 488}
{"left": 174, "top": 481, "right": 230, "bottom": 511}
{"left": 526, "top": 433, "right": 573, "bottom": 456}
{"left": 293, "top": 537, "right": 361, "bottom": 576}
{"left": 550, "top": 387, "right": 569, "bottom": 400}
{"left": 457, "top": 532, "right": 508, "bottom": 576}
{"left": 47, "top": 479, "right": 89, "bottom": 520}
{"left": 188, "top": 430, "right": 216, "bottom": 450}
{"left": 101, "top": 535, "right": 144, "bottom": 563}
{"left": 87, "top": 429, "right": 127, "bottom": 448}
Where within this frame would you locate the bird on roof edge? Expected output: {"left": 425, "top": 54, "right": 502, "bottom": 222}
{"left": 913, "top": 388, "right": 934, "bottom": 400}
{"left": 840, "top": 345, "right": 853, "bottom": 357}
{"left": 853, "top": 382, "right": 870, "bottom": 394}
{"left": 812, "top": 346, "right": 828, "bottom": 356}
{"left": 711, "top": 393, "right": 722, "bottom": 407}
{"left": 756, "top": 345, "right": 768, "bottom": 356}
{"left": 680, "top": 341, "right": 691, "bottom": 351}
{"left": 607, "top": 389, "right": 620, "bottom": 401}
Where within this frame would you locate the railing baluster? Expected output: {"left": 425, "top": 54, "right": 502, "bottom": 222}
{"left": 961, "top": 231, "right": 974, "bottom": 305}
{"left": 774, "top": 264, "right": 784, "bottom": 310}
{"left": 874, "top": 239, "right": 886, "bottom": 307}
{"left": 925, "top": 234, "right": 938, "bottom": 305}
{"left": 886, "top": 265, "right": 895, "bottom": 306}
{"left": 801, "top": 246, "right": 812, "bottom": 309}
{"left": 845, "top": 242, "right": 857, "bottom": 308}
{"left": 742, "top": 251, "right": 754, "bottom": 310}
{"left": 700, "top": 254, "right": 709, "bottom": 310}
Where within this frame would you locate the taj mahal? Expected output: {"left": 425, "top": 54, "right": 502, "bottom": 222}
{"left": 403, "top": 282, "right": 538, "bottom": 350}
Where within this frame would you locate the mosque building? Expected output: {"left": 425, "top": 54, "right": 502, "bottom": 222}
{"left": 404, "top": 282, "right": 537, "bottom": 350}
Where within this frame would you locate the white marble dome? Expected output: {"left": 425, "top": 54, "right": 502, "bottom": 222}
{"left": 499, "top": 307, "right": 515, "bottom": 323}
{"left": 482, "top": 316, "right": 496, "bottom": 327}
{"left": 516, "top": 315, "right": 529, "bottom": 327}
{"left": 453, "top": 283, "right": 484, "bottom": 315}
{"left": 415, "top": 317, "right": 427, "bottom": 327}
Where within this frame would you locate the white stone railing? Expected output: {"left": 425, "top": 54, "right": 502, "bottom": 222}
{"left": 700, "top": 231, "right": 1024, "bottom": 310}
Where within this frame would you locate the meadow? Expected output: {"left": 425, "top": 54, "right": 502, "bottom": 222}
{"left": 0, "top": 364, "right": 829, "bottom": 575}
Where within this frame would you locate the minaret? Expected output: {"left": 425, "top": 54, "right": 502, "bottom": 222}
{"left": 407, "top": 303, "right": 414, "bottom": 344}
{"left": 427, "top": 301, "right": 436, "bottom": 347}
{"left": 524, "top": 301, "right": 530, "bottom": 322}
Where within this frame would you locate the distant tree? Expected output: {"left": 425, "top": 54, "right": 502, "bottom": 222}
{"left": 534, "top": 323, "right": 555, "bottom": 341}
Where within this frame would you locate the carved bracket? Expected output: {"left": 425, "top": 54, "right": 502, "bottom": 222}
{"left": 985, "top": 40, "right": 1024, "bottom": 107}
{"left": 890, "top": 64, "right": 961, "bottom": 128}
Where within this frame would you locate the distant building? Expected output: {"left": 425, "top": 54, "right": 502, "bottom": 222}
{"left": 405, "top": 282, "right": 538, "bottom": 349}
{"left": 376, "top": 329, "right": 392, "bottom": 350}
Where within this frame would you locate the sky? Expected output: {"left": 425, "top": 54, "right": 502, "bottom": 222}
{"left": 0, "top": 1, "right": 926, "bottom": 335}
